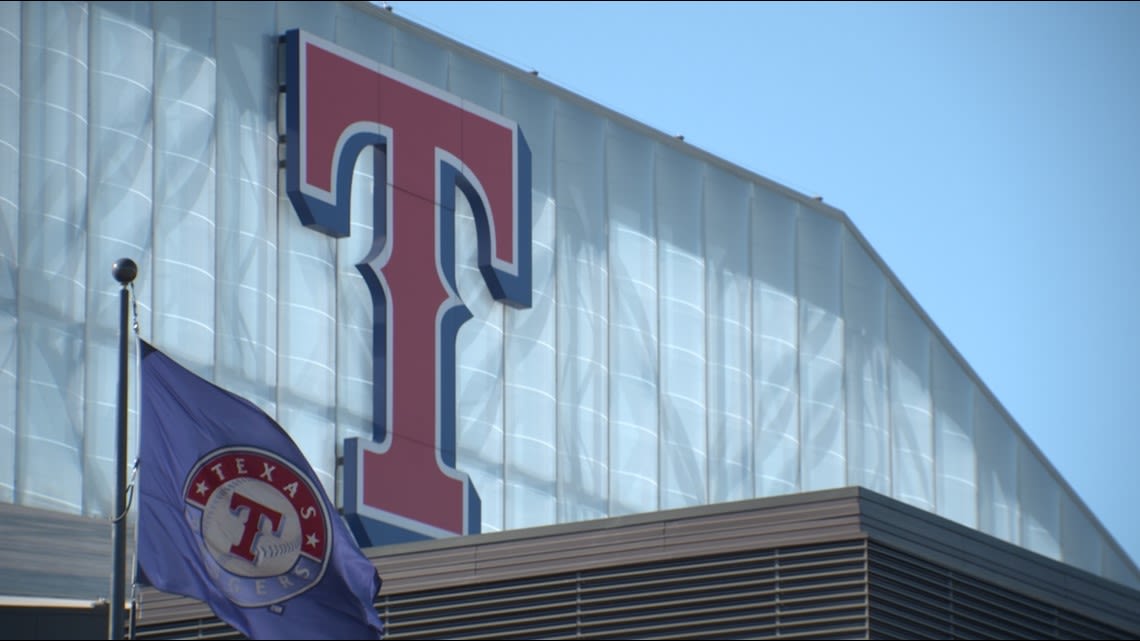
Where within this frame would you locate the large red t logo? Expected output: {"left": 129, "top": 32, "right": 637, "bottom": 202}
{"left": 283, "top": 30, "right": 531, "bottom": 546}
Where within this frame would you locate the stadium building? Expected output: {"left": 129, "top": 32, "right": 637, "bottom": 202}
{"left": 1, "top": 1, "right": 1137, "bottom": 638}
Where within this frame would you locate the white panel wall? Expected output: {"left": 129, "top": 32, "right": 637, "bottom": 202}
{"left": 844, "top": 231, "right": 888, "bottom": 495}
{"left": 657, "top": 145, "right": 706, "bottom": 509}
{"left": 606, "top": 124, "right": 658, "bottom": 516}
{"left": 84, "top": 1, "right": 154, "bottom": 516}
{"left": 452, "top": 54, "right": 508, "bottom": 534}
{"left": 501, "top": 74, "right": 558, "bottom": 529}
{"left": 705, "top": 167, "right": 752, "bottom": 504}
{"left": 553, "top": 100, "right": 608, "bottom": 521}
{"left": 273, "top": 2, "right": 337, "bottom": 493}
{"left": 752, "top": 189, "right": 800, "bottom": 496}
{"left": 888, "top": 287, "right": 934, "bottom": 511}
{"left": 17, "top": 2, "right": 89, "bottom": 513}
{"left": 0, "top": 0, "right": 22, "bottom": 504}
{"left": 797, "top": 209, "right": 845, "bottom": 491}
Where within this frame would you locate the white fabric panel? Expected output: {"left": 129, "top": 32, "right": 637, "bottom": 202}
{"left": 704, "top": 167, "right": 751, "bottom": 504}
{"left": 1061, "top": 491, "right": 1103, "bottom": 574}
{"left": 502, "top": 76, "right": 557, "bottom": 529}
{"left": 932, "top": 342, "right": 976, "bottom": 527}
{"left": 335, "top": 1, "right": 395, "bottom": 66}
{"left": 554, "top": 101, "right": 608, "bottom": 522}
{"left": 606, "top": 125, "right": 658, "bottom": 516}
{"left": 456, "top": 190, "right": 506, "bottom": 534}
{"left": 392, "top": 23, "right": 447, "bottom": 90}
{"left": 843, "top": 231, "right": 888, "bottom": 494}
{"left": 331, "top": 146, "right": 375, "bottom": 506}
{"left": 275, "top": 2, "right": 337, "bottom": 494}
{"left": 278, "top": 1, "right": 335, "bottom": 41}
{"left": 0, "top": 317, "right": 10, "bottom": 504}
{"left": 888, "top": 288, "right": 934, "bottom": 510}
{"left": 0, "top": 0, "right": 21, "bottom": 503}
{"left": 656, "top": 145, "right": 706, "bottom": 510}
{"left": 797, "top": 209, "right": 844, "bottom": 491}
{"left": 454, "top": 60, "right": 507, "bottom": 534}
{"left": 332, "top": 2, "right": 395, "bottom": 507}
{"left": 17, "top": 2, "right": 88, "bottom": 513}
{"left": 1103, "top": 544, "right": 1140, "bottom": 590}
{"left": 215, "top": 0, "right": 277, "bottom": 414}
{"left": 84, "top": 1, "right": 154, "bottom": 517}
{"left": 449, "top": 46, "right": 502, "bottom": 112}
{"left": 976, "top": 397, "right": 1019, "bottom": 544}
{"left": 1017, "top": 439, "right": 1060, "bottom": 560}
{"left": 752, "top": 188, "right": 799, "bottom": 496}
{"left": 152, "top": 3, "right": 216, "bottom": 371}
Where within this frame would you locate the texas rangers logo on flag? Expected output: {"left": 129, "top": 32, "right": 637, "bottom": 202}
{"left": 282, "top": 29, "right": 532, "bottom": 547}
{"left": 183, "top": 447, "right": 332, "bottom": 607}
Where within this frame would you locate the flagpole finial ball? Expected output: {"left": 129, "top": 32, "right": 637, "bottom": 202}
{"left": 112, "top": 258, "right": 138, "bottom": 285}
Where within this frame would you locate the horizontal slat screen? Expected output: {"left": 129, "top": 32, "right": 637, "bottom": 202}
{"left": 868, "top": 541, "right": 1135, "bottom": 640}
{"left": 135, "top": 541, "right": 870, "bottom": 640}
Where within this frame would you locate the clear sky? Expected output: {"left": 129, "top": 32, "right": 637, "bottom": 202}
{"left": 384, "top": 1, "right": 1140, "bottom": 566}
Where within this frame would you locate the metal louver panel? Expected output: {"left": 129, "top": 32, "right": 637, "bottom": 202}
{"left": 380, "top": 541, "right": 870, "bottom": 640}
{"left": 869, "top": 541, "right": 1135, "bottom": 640}
{"left": 134, "top": 540, "right": 871, "bottom": 640}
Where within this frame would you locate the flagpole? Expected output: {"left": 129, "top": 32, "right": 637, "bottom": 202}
{"left": 110, "top": 258, "right": 137, "bottom": 640}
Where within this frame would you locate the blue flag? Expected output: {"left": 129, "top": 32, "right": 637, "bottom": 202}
{"left": 136, "top": 340, "right": 385, "bottom": 640}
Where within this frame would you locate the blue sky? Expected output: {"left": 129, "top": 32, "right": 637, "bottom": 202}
{"left": 385, "top": 1, "right": 1140, "bottom": 566}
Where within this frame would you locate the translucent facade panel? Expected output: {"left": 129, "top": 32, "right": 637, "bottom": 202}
{"left": 797, "top": 208, "right": 844, "bottom": 491}
{"left": 17, "top": 2, "right": 89, "bottom": 513}
{"left": 448, "top": 47, "right": 502, "bottom": 113}
{"left": 932, "top": 342, "right": 977, "bottom": 528}
{"left": 843, "top": 232, "right": 888, "bottom": 495}
{"left": 554, "top": 101, "right": 608, "bottom": 522}
{"left": 1104, "top": 545, "right": 1140, "bottom": 590}
{"left": 501, "top": 76, "right": 557, "bottom": 529}
{"left": 453, "top": 54, "right": 508, "bottom": 534}
{"left": 274, "top": 2, "right": 338, "bottom": 494}
{"left": 332, "top": 1, "right": 396, "bottom": 505}
{"left": 606, "top": 125, "right": 658, "bottom": 516}
{"left": 334, "top": 2, "right": 395, "bottom": 65}
{"left": 705, "top": 168, "right": 752, "bottom": 504}
{"left": 391, "top": 23, "right": 447, "bottom": 92}
{"left": 1061, "top": 491, "right": 1103, "bottom": 574}
{"left": 333, "top": 148, "right": 377, "bottom": 506}
{"left": 456, "top": 187, "right": 507, "bottom": 534}
{"left": 84, "top": 1, "right": 155, "bottom": 517}
{"left": 215, "top": 0, "right": 278, "bottom": 412}
{"left": 976, "top": 397, "right": 1019, "bottom": 544}
{"left": 0, "top": 0, "right": 21, "bottom": 503}
{"left": 752, "top": 188, "right": 799, "bottom": 496}
{"left": 0, "top": 324, "right": 10, "bottom": 504}
{"left": 152, "top": 2, "right": 216, "bottom": 368}
{"left": 888, "top": 288, "right": 934, "bottom": 510}
{"left": 657, "top": 145, "right": 706, "bottom": 509}
{"left": 1018, "top": 439, "right": 1061, "bottom": 560}
{"left": 334, "top": 6, "right": 394, "bottom": 434}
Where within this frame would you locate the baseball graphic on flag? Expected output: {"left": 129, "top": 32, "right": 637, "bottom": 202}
{"left": 200, "top": 476, "right": 303, "bottom": 577}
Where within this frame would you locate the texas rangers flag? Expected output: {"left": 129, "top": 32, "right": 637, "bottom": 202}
{"left": 135, "top": 340, "right": 385, "bottom": 640}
